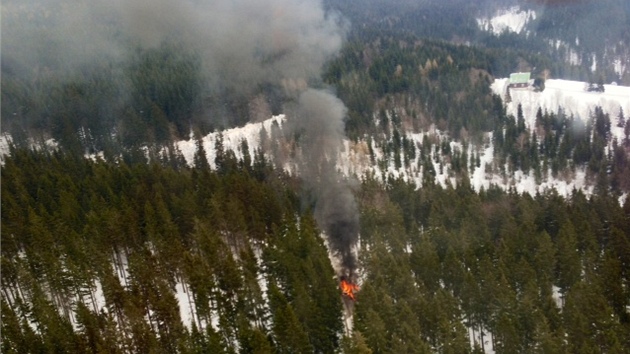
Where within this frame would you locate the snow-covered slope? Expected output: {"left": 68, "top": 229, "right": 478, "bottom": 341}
{"left": 4, "top": 79, "right": 628, "bottom": 201}
{"left": 477, "top": 6, "right": 536, "bottom": 35}
{"left": 174, "top": 78, "right": 628, "bottom": 202}
{"left": 177, "top": 115, "right": 286, "bottom": 170}
{"left": 492, "top": 79, "right": 630, "bottom": 141}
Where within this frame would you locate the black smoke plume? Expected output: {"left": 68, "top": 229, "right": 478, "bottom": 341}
{"left": 294, "top": 89, "right": 359, "bottom": 276}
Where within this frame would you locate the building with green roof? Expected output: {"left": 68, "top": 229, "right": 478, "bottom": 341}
{"left": 509, "top": 72, "right": 531, "bottom": 88}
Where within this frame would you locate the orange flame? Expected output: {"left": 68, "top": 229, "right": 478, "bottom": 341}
{"left": 340, "top": 279, "right": 360, "bottom": 301}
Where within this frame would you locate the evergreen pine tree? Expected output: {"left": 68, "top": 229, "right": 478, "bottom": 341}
{"left": 555, "top": 222, "right": 581, "bottom": 306}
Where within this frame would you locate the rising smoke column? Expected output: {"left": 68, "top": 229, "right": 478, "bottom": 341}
{"left": 295, "top": 89, "right": 360, "bottom": 277}
{"left": 2, "top": 0, "right": 359, "bottom": 273}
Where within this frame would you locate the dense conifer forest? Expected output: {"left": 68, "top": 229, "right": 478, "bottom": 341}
{"left": 322, "top": 33, "right": 630, "bottom": 195}
{"left": 3, "top": 0, "right": 630, "bottom": 353}
{"left": 2, "top": 146, "right": 629, "bottom": 353}
{"left": 1, "top": 147, "right": 343, "bottom": 353}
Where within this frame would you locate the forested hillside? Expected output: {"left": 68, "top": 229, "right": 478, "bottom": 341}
{"left": 1, "top": 147, "right": 343, "bottom": 353}
{"left": 325, "top": 0, "right": 630, "bottom": 84}
{"left": 322, "top": 32, "right": 541, "bottom": 140}
{"left": 3, "top": 1, "right": 630, "bottom": 353}
{"left": 2, "top": 147, "right": 629, "bottom": 353}
{"left": 322, "top": 33, "right": 630, "bottom": 196}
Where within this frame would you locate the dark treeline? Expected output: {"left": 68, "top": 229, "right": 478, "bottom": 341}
{"left": 2, "top": 147, "right": 629, "bottom": 353}
{"left": 324, "top": 0, "right": 509, "bottom": 42}
{"left": 323, "top": 32, "right": 509, "bottom": 141}
{"left": 528, "top": 0, "right": 630, "bottom": 83}
{"left": 323, "top": 26, "right": 626, "bottom": 140}
{"left": 322, "top": 30, "right": 571, "bottom": 145}
{"left": 3, "top": 42, "right": 198, "bottom": 153}
{"left": 1, "top": 40, "right": 283, "bottom": 156}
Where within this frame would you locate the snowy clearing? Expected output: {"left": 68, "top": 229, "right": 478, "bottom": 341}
{"left": 477, "top": 6, "right": 536, "bottom": 35}
{"left": 492, "top": 78, "right": 630, "bottom": 142}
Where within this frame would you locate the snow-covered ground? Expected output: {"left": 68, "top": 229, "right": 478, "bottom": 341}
{"left": 469, "top": 325, "right": 495, "bottom": 354}
{"left": 477, "top": 6, "right": 536, "bottom": 35}
{"left": 176, "top": 115, "right": 286, "bottom": 170}
{"left": 172, "top": 76, "right": 630, "bottom": 200}
{"left": 0, "top": 134, "right": 58, "bottom": 162}
{"left": 180, "top": 78, "right": 627, "bottom": 203}
{"left": 479, "top": 78, "right": 629, "bottom": 197}
{"left": 614, "top": 58, "right": 627, "bottom": 78}
{"left": 0, "top": 134, "right": 11, "bottom": 157}
{"left": 175, "top": 281, "right": 197, "bottom": 330}
{"left": 492, "top": 78, "right": 630, "bottom": 141}
{"left": 552, "top": 285, "right": 563, "bottom": 309}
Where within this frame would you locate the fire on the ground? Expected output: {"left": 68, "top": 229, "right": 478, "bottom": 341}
{"left": 340, "top": 279, "right": 359, "bottom": 301}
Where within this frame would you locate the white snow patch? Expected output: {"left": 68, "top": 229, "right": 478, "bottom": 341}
{"left": 87, "top": 279, "right": 107, "bottom": 313}
{"left": 491, "top": 78, "right": 630, "bottom": 143}
{"left": 513, "top": 168, "right": 592, "bottom": 197}
{"left": 477, "top": 6, "right": 536, "bottom": 35}
{"left": 568, "top": 49, "right": 580, "bottom": 66}
{"left": 469, "top": 325, "right": 495, "bottom": 354}
{"left": 470, "top": 137, "right": 496, "bottom": 192}
{"left": 552, "top": 285, "right": 563, "bottom": 309}
{"left": 112, "top": 251, "right": 130, "bottom": 287}
{"left": 549, "top": 39, "right": 585, "bottom": 65}
{"left": 210, "top": 305, "right": 221, "bottom": 332}
{"left": 613, "top": 58, "right": 628, "bottom": 77}
{"left": 175, "top": 281, "right": 197, "bottom": 330}
{"left": 253, "top": 243, "right": 273, "bottom": 330}
{"left": 0, "top": 133, "right": 12, "bottom": 158}
{"left": 0, "top": 134, "right": 59, "bottom": 163}
{"left": 619, "top": 193, "right": 628, "bottom": 206}
{"left": 177, "top": 115, "right": 286, "bottom": 168}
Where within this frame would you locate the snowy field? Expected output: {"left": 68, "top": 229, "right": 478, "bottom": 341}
{"left": 477, "top": 6, "right": 536, "bottom": 35}
{"left": 485, "top": 78, "right": 629, "bottom": 200}
{"left": 492, "top": 78, "right": 630, "bottom": 142}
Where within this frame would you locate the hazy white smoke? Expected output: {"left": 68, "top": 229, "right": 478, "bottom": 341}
{"left": 2, "top": 0, "right": 346, "bottom": 91}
